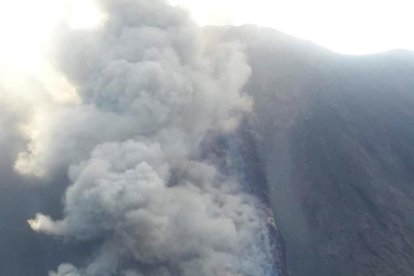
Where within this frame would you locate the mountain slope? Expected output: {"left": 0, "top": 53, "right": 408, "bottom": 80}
{"left": 223, "top": 25, "right": 414, "bottom": 276}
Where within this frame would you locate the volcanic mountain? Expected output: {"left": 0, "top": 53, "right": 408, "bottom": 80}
{"left": 224, "top": 25, "right": 414, "bottom": 276}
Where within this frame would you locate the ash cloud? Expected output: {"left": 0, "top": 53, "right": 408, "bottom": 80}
{"left": 0, "top": 70, "right": 50, "bottom": 176}
{"left": 21, "top": 0, "right": 274, "bottom": 275}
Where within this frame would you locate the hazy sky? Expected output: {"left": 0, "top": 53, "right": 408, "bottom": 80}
{"left": 0, "top": 0, "right": 412, "bottom": 69}
{"left": 172, "top": 0, "right": 414, "bottom": 54}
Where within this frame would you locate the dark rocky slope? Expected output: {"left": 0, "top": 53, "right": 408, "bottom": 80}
{"left": 220, "top": 26, "right": 414, "bottom": 276}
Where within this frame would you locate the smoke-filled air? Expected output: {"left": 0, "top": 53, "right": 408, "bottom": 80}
{"left": 13, "top": 0, "right": 275, "bottom": 275}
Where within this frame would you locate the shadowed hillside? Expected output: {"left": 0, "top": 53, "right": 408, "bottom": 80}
{"left": 221, "top": 25, "right": 414, "bottom": 276}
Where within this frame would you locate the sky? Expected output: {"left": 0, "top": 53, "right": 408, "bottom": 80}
{"left": 0, "top": 0, "right": 413, "bottom": 73}
{"left": 171, "top": 0, "right": 414, "bottom": 54}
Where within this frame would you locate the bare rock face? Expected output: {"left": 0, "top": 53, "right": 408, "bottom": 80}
{"left": 223, "top": 26, "right": 414, "bottom": 276}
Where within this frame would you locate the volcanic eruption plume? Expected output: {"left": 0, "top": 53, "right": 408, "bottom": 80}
{"left": 22, "top": 0, "right": 275, "bottom": 275}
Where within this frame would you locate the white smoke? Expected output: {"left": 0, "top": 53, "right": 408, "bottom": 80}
{"left": 0, "top": 67, "right": 53, "bottom": 176}
{"left": 24, "top": 0, "right": 274, "bottom": 275}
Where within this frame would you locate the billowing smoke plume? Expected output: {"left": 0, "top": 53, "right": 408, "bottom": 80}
{"left": 24, "top": 0, "right": 274, "bottom": 275}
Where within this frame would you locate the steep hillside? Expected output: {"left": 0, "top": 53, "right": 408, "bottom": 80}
{"left": 225, "top": 25, "right": 414, "bottom": 276}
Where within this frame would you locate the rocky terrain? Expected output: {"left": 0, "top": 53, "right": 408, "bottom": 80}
{"left": 226, "top": 25, "right": 414, "bottom": 276}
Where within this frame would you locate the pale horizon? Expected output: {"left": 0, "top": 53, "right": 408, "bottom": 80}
{"left": 172, "top": 0, "right": 414, "bottom": 55}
